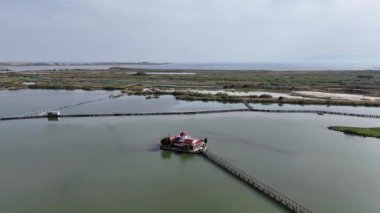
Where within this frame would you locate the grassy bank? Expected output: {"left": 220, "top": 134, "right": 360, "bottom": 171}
{"left": 328, "top": 126, "right": 380, "bottom": 138}
{"left": 172, "top": 92, "right": 380, "bottom": 106}
{"left": 1, "top": 68, "right": 380, "bottom": 106}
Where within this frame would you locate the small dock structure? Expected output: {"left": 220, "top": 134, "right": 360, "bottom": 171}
{"left": 201, "top": 150, "right": 312, "bottom": 213}
{"left": 47, "top": 111, "right": 60, "bottom": 121}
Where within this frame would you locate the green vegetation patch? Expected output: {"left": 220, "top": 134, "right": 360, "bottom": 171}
{"left": 1, "top": 69, "right": 380, "bottom": 105}
{"left": 328, "top": 126, "right": 380, "bottom": 138}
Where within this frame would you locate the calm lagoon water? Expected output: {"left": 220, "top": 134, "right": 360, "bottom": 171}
{"left": 0, "top": 90, "right": 242, "bottom": 117}
{"left": 0, "top": 90, "right": 380, "bottom": 213}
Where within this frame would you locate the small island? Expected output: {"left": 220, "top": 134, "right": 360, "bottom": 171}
{"left": 160, "top": 131, "right": 208, "bottom": 153}
{"left": 328, "top": 126, "right": 380, "bottom": 138}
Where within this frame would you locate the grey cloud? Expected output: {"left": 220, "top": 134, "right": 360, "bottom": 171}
{"left": 0, "top": 0, "right": 379, "bottom": 63}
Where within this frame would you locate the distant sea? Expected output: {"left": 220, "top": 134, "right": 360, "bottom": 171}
{"left": 1, "top": 63, "right": 378, "bottom": 72}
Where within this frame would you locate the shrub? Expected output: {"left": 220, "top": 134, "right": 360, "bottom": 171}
{"left": 160, "top": 137, "right": 171, "bottom": 146}
{"left": 259, "top": 94, "right": 273, "bottom": 99}
{"left": 357, "top": 75, "right": 373, "bottom": 79}
{"left": 133, "top": 72, "right": 148, "bottom": 76}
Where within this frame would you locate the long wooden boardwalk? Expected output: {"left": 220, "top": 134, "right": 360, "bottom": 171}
{"left": 0, "top": 109, "right": 248, "bottom": 121}
{"left": 251, "top": 108, "right": 380, "bottom": 118}
{"left": 201, "top": 150, "right": 312, "bottom": 213}
{"left": 243, "top": 101, "right": 380, "bottom": 119}
{"left": 1, "top": 104, "right": 379, "bottom": 121}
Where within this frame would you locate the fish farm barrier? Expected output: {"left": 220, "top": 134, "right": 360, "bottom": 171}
{"left": 0, "top": 107, "right": 379, "bottom": 121}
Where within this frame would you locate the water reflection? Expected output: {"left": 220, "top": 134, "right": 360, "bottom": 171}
{"left": 161, "top": 150, "right": 171, "bottom": 160}
{"left": 147, "top": 144, "right": 161, "bottom": 152}
{"left": 201, "top": 129, "right": 297, "bottom": 156}
{"left": 160, "top": 150, "right": 196, "bottom": 162}
{"left": 179, "top": 152, "right": 195, "bottom": 162}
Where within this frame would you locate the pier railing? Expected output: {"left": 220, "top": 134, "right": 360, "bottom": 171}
{"left": 250, "top": 108, "right": 380, "bottom": 118}
{"left": 1, "top": 106, "right": 379, "bottom": 121}
{"left": 243, "top": 101, "right": 380, "bottom": 119}
{"left": 0, "top": 109, "right": 248, "bottom": 121}
{"left": 201, "top": 150, "right": 312, "bottom": 213}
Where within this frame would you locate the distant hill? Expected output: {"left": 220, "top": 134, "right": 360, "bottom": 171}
{"left": 0, "top": 62, "right": 169, "bottom": 66}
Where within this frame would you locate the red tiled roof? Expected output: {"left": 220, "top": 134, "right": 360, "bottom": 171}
{"left": 180, "top": 131, "right": 189, "bottom": 136}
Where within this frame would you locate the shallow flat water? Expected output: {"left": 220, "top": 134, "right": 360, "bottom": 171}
{"left": 2, "top": 63, "right": 375, "bottom": 72}
{"left": 1, "top": 90, "right": 379, "bottom": 117}
{"left": 0, "top": 90, "right": 380, "bottom": 212}
{"left": 0, "top": 90, "right": 115, "bottom": 117}
{"left": 0, "top": 90, "right": 241, "bottom": 117}
{"left": 0, "top": 117, "right": 284, "bottom": 213}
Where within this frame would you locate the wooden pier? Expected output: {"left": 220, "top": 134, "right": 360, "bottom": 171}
{"left": 243, "top": 100, "right": 253, "bottom": 110}
{"left": 0, "top": 109, "right": 248, "bottom": 121}
{"left": 252, "top": 109, "right": 380, "bottom": 118}
{"left": 201, "top": 150, "right": 312, "bottom": 213}
{"left": 1, "top": 105, "right": 379, "bottom": 122}
{"left": 243, "top": 101, "right": 380, "bottom": 119}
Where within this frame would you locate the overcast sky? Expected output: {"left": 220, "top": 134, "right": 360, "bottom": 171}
{"left": 1, "top": 0, "right": 380, "bottom": 63}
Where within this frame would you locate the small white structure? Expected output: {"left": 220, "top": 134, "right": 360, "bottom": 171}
{"left": 47, "top": 111, "right": 60, "bottom": 121}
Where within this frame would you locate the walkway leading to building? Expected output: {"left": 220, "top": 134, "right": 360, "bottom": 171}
{"left": 201, "top": 150, "right": 312, "bottom": 213}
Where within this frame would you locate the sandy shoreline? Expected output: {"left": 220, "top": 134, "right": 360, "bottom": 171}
{"left": 292, "top": 91, "right": 380, "bottom": 101}
{"left": 186, "top": 89, "right": 380, "bottom": 101}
